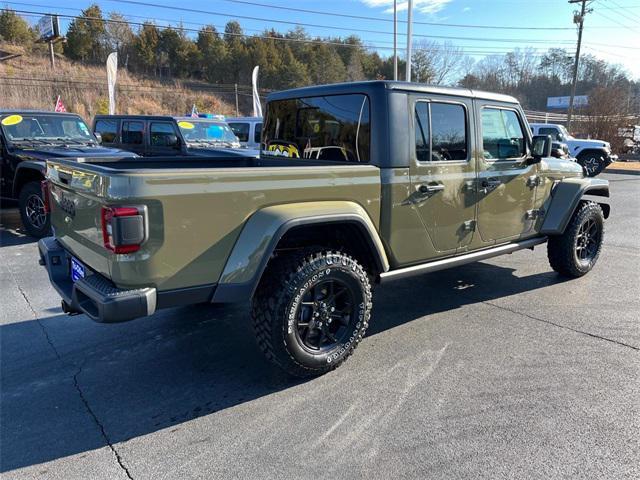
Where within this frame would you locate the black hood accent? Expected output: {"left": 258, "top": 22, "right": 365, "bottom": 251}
{"left": 10, "top": 145, "right": 138, "bottom": 161}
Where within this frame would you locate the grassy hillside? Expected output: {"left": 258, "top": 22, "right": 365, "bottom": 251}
{"left": 0, "top": 45, "right": 249, "bottom": 119}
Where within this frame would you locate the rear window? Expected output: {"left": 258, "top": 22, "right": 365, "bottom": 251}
{"left": 254, "top": 122, "right": 262, "bottom": 144}
{"left": 263, "top": 94, "right": 370, "bottom": 162}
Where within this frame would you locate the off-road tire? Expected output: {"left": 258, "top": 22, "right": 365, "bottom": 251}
{"left": 251, "top": 249, "right": 373, "bottom": 377}
{"left": 547, "top": 201, "right": 604, "bottom": 278}
{"left": 577, "top": 152, "right": 607, "bottom": 177}
{"left": 18, "top": 181, "right": 50, "bottom": 238}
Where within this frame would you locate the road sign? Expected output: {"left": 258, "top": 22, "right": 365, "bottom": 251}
{"left": 546, "top": 95, "right": 588, "bottom": 109}
{"left": 37, "top": 14, "right": 60, "bottom": 41}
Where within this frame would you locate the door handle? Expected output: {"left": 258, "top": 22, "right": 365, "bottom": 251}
{"left": 481, "top": 178, "right": 501, "bottom": 193}
{"left": 418, "top": 183, "right": 445, "bottom": 195}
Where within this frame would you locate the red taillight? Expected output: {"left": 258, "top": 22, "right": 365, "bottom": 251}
{"left": 41, "top": 180, "right": 51, "bottom": 213}
{"left": 101, "top": 206, "right": 145, "bottom": 254}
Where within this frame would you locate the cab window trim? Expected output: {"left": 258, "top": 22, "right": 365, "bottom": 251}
{"left": 479, "top": 105, "right": 530, "bottom": 163}
{"left": 413, "top": 98, "right": 470, "bottom": 165}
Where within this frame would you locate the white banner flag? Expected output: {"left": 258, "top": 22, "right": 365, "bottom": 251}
{"left": 252, "top": 65, "right": 262, "bottom": 118}
{"left": 106, "top": 52, "right": 118, "bottom": 115}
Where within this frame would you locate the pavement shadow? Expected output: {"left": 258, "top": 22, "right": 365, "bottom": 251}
{"left": 1, "top": 260, "right": 568, "bottom": 472}
{"left": 0, "top": 208, "right": 38, "bottom": 247}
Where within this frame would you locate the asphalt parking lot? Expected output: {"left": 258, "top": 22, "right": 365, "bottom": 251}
{"left": 1, "top": 172, "right": 639, "bottom": 480}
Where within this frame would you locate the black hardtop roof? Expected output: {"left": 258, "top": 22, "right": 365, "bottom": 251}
{"left": 267, "top": 80, "right": 519, "bottom": 104}
{"left": 93, "top": 114, "right": 175, "bottom": 121}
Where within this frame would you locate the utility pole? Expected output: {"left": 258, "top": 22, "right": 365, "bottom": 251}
{"left": 405, "top": 0, "right": 413, "bottom": 82}
{"left": 393, "top": 0, "right": 397, "bottom": 81}
{"left": 48, "top": 40, "right": 55, "bottom": 68}
{"left": 567, "top": 0, "right": 592, "bottom": 129}
{"left": 234, "top": 83, "right": 239, "bottom": 116}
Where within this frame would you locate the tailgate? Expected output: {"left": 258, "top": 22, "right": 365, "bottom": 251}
{"left": 47, "top": 161, "right": 111, "bottom": 278}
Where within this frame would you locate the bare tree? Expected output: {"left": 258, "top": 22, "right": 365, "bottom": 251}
{"left": 412, "top": 40, "right": 467, "bottom": 85}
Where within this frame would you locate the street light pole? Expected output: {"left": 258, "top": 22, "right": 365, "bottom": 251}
{"left": 405, "top": 0, "right": 413, "bottom": 82}
{"left": 567, "top": 0, "right": 591, "bottom": 129}
{"left": 393, "top": 0, "right": 397, "bottom": 81}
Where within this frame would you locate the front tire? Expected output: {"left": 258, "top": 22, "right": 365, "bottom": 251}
{"left": 577, "top": 152, "right": 607, "bottom": 177}
{"left": 18, "top": 181, "right": 50, "bottom": 238}
{"left": 547, "top": 201, "right": 604, "bottom": 278}
{"left": 252, "top": 250, "right": 372, "bottom": 377}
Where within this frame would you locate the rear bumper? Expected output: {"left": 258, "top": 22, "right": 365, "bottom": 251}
{"left": 606, "top": 153, "right": 618, "bottom": 164}
{"left": 38, "top": 237, "right": 156, "bottom": 323}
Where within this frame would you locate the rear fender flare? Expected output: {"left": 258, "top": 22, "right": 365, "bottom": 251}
{"left": 540, "top": 177, "right": 610, "bottom": 235}
{"left": 212, "top": 201, "right": 389, "bottom": 303}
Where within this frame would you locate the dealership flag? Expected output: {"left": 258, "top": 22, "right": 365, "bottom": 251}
{"left": 191, "top": 104, "right": 199, "bottom": 118}
{"left": 106, "top": 52, "right": 118, "bottom": 115}
{"left": 54, "top": 95, "right": 66, "bottom": 112}
{"left": 252, "top": 66, "right": 262, "bottom": 117}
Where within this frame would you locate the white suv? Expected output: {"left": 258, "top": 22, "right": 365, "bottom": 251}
{"left": 530, "top": 123, "right": 617, "bottom": 176}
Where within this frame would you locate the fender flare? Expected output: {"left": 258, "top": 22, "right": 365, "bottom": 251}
{"left": 12, "top": 160, "right": 46, "bottom": 197}
{"left": 540, "top": 177, "right": 610, "bottom": 235}
{"left": 212, "top": 201, "right": 389, "bottom": 303}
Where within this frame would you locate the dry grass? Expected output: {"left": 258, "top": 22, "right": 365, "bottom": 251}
{"left": 0, "top": 45, "right": 239, "bottom": 119}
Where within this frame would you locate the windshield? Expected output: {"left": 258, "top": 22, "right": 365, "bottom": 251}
{"left": 558, "top": 125, "right": 574, "bottom": 140}
{"left": 0, "top": 113, "right": 94, "bottom": 144}
{"left": 177, "top": 120, "right": 239, "bottom": 145}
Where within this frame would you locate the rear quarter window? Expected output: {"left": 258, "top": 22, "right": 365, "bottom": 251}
{"left": 263, "top": 94, "right": 370, "bottom": 162}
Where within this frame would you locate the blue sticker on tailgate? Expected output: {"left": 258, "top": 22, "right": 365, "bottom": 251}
{"left": 70, "top": 257, "right": 85, "bottom": 282}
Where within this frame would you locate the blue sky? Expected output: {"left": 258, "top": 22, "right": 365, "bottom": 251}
{"left": 8, "top": 0, "right": 640, "bottom": 79}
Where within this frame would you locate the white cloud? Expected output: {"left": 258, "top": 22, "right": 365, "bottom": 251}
{"left": 361, "top": 0, "right": 454, "bottom": 15}
{"left": 462, "top": 6, "right": 471, "bottom": 12}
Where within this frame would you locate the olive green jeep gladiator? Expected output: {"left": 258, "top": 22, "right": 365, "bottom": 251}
{"left": 38, "top": 81, "right": 610, "bottom": 377}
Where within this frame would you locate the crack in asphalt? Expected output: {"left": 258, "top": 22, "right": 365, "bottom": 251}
{"left": 478, "top": 296, "right": 640, "bottom": 352}
{"left": 15, "top": 282, "right": 134, "bottom": 480}
{"left": 17, "top": 284, "right": 63, "bottom": 360}
{"left": 73, "top": 365, "right": 135, "bottom": 480}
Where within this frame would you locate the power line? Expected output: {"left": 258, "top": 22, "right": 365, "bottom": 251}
{"left": 214, "top": 0, "right": 619, "bottom": 30}
{"left": 100, "top": 0, "right": 579, "bottom": 44}
{"left": 11, "top": 8, "right": 577, "bottom": 57}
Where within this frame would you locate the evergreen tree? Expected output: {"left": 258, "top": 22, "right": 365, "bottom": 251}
{"left": 0, "top": 9, "right": 34, "bottom": 45}
{"left": 64, "top": 4, "right": 106, "bottom": 63}
{"left": 133, "top": 22, "right": 160, "bottom": 75}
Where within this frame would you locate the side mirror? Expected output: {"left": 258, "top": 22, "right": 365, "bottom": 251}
{"left": 529, "top": 135, "right": 551, "bottom": 164}
{"left": 94, "top": 132, "right": 103, "bottom": 144}
{"left": 165, "top": 134, "right": 180, "bottom": 148}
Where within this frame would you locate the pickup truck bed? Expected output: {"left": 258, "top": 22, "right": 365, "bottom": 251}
{"left": 43, "top": 156, "right": 381, "bottom": 322}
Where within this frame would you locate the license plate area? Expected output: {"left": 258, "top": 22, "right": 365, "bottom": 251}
{"left": 70, "top": 257, "right": 86, "bottom": 282}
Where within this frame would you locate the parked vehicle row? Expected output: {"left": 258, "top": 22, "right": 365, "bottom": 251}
{"left": 36, "top": 81, "right": 610, "bottom": 377}
{"left": 1, "top": 110, "right": 262, "bottom": 235}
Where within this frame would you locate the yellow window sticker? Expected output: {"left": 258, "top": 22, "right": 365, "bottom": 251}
{"left": 1, "top": 114, "right": 23, "bottom": 126}
{"left": 178, "top": 121, "right": 194, "bottom": 129}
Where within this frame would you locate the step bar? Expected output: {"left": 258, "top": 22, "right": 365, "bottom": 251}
{"left": 380, "top": 236, "right": 548, "bottom": 282}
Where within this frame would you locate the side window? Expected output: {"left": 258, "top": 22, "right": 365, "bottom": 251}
{"left": 254, "top": 122, "right": 262, "bottom": 143}
{"left": 122, "top": 121, "right": 144, "bottom": 145}
{"left": 481, "top": 108, "right": 526, "bottom": 160}
{"left": 229, "top": 122, "right": 249, "bottom": 142}
{"left": 95, "top": 119, "right": 118, "bottom": 143}
{"left": 430, "top": 103, "right": 467, "bottom": 161}
{"left": 539, "top": 127, "right": 559, "bottom": 141}
{"left": 150, "top": 122, "right": 178, "bottom": 147}
{"left": 414, "top": 102, "right": 430, "bottom": 162}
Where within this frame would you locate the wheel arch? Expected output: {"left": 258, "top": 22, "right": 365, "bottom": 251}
{"left": 540, "top": 177, "right": 610, "bottom": 235}
{"left": 212, "top": 202, "right": 389, "bottom": 303}
{"left": 13, "top": 161, "right": 46, "bottom": 197}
